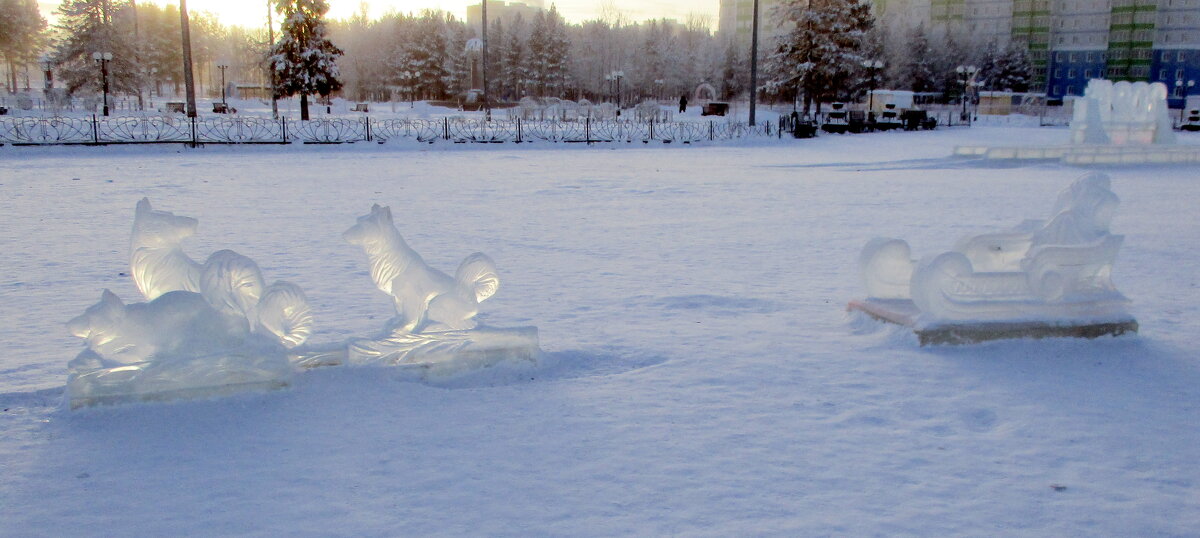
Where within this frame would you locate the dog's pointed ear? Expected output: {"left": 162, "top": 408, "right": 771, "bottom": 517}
{"left": 371, "top": 203, "right": 382, "bottom": 213}
{"left": 136, "top": 198, "right": 151, "bottom": 214}
{"left": 382, "top": 206, "right": 393, "bottom": 221}
{"left": 100, "top": 289, "right": 124, "bottom": 308}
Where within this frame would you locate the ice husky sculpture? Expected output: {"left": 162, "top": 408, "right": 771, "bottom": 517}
{"left": 855, "top": 173, "right": 1136, "bottom": 343}
{"left": 340, "top": 204, "right": 536, "bottom": 368}
{"left": 131, "top": 198, "right": 202, "bottom": 300}
{"left": 66, "top": 200, "right": 312, "bottom": 408}
{"left": 343, "top": 204, "right": 499, "bottom": 333}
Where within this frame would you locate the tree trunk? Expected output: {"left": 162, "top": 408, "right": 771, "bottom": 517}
{"left": 300, "top": 93, "right": 309, "bottom": 120}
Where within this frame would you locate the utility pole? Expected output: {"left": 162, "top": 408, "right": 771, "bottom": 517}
{"left": 749, "top": 0, "right": 759, "bottom": 126}
{"left": 267, "top": 0, "right": 278, "bottom": 118}
{"left": 132, "top": 0, "right": 143, "bottom": 111}
{"left": 482, "top": 0, "right": 490, "bottom": 120}
{"left": 180, "top": 0, "right": 197, "bottom": 118}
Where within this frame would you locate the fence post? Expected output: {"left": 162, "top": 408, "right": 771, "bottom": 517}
{"left": 92, "top": 114, "right": 99, "bottom": 144}
{"left": 365, "top": 117, "right": 371, "bottom": 142}
{"left": 709, "top": 120, "right": 714, "bottom": 141}
{"left": 443, "top": 117, "right": 450, "bottom": 140}
{"left": 586, "top": 117, "right": 590, "bottom": 143}
{"left": 517, "top": 118, "right": 522, "bottom": 143}
{"left": 281, "top": 117, "right": 288, "bottom": 143}
{"left": 190, "top": 115, "right": 198, "bottom": 146}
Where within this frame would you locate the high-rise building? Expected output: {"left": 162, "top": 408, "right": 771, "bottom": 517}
{"left": 866, "top": 0, "right": 1200, "bottom": 104}
{"left": 466, "top": 1, "right": 545, "bottom": 36}
{"left": 718, "top": 0, "right": 788, "bottom": 46}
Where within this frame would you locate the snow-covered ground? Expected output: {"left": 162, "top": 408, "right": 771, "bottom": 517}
{"left": 2, "top": 126, "right": 1199, "bottom": 535}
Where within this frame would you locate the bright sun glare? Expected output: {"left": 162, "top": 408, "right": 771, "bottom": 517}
{"left": 118, "top": 0, "right": 715, "bottom": 31}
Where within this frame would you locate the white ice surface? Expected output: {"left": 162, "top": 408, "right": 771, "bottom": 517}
{"left": 2, "top": 126, "right": 1200, "bottom": 535}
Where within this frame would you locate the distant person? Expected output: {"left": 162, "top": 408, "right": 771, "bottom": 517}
{"left": 679, "top": 95, "right": 688, "bottom": 113}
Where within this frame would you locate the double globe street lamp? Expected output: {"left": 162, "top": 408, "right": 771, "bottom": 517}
{"left": 862, "top": 59, "right": 884, "bottom": 119}
{"left": 93, "top": 51, "right": 113, "bottom": 116}
{"left": 955, "top": 64, "right": 978, "bottom": 124}
{"left": 605, "top": 70, "right": 624, "bottom": 109}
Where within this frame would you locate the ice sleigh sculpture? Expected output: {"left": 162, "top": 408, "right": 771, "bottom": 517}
{"left": 850, "top": 173, "right": 1138, "bottom": 345}
{"left": 66, "top": 200, "right": 537, "bottom": 409}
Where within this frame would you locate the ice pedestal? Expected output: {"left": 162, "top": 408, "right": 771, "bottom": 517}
{"left": 67, "top": 345, "right": 292, "bottom": 409}
{"left": 346, "top": 325, "right": 540, "bottom": 377}
{"left": 852, "top": 173, "right": 1137, "bottom": 344}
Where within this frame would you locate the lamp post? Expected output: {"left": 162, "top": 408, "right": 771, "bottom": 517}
{"left": 955, "top": 64, "right": 977, "bottom": 124}
{"left": 217, "top": 64, "right": 228, "bottom": 105}
{"left": 608, "top": 70, "right": 624, "bottom": 109}
{"left": 92, "top": 51, "right": 113, "bottom": 116}
{"left": 1176, "top": 79, "right": 1195, "bottom": 125}
{"left": 40, "top": 55, "right": 52, "bottom": 92}
{"left": 862, "top": 59, "right": 883, "bottom": 120}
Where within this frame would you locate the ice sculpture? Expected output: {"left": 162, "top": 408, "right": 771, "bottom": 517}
{"left": 130, "top": 198, "right": 202, "bottom": 300}
{"left": 339, "top": 204, "right": 537, "bottom": 369}
{"left": 1070, "top": 80, "right": 1176, "bottom": 146}
{"left": 853, "top": 173, "right": 1137, "bottom": 344}
{"left": 66, "top": 200, "right": 312, "bottom": 408}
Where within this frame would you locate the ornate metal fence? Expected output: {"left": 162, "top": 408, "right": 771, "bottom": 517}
{"left": 0, "top": 115, "right": 775, "bottom": 146}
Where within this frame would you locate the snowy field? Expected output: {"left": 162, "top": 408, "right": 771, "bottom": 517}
{"left": 2, "top": 127, "right": 1199, "bottom": 535}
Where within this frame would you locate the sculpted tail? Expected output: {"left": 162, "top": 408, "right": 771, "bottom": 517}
{"left": 456, "top": 252, "right": 499, "bottom": 303}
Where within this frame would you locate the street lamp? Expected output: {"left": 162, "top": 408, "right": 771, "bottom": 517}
{"left": 955, "top": 64, "right": 978, "bottom": 124}
{"left": 1176, "top": 79, "right": 1195, "bottom": 125}
{"left": 39, "top": 55, "right": 53, "bottom": 93}
{"left": 608, "top": 70, "right": 624, "bottom": 109}
{"left": 217, "top": 64, "right": 229, "bottom": 105}
{"left": 92, "top": 51, "right": 113, "bottom": 116}
{"left": 862, "top": 59, "right": 883, "bottom": 119}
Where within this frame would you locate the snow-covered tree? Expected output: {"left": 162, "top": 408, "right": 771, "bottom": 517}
{"left": 445, "top": 22, "right": 470, "bottom": 97}
{"left": 765, "top": 0, "right": 874, "bottom": 113}
{"left": 500, "top": 13, "right": 527, "bottom": 99}
{"left": 271, "top": 0, "right": 342, "bottom": 120}
{"left": 979, "top": 43, "right": 1033, "bottom": 92}
{"left": 51, "top": 0, "right": 142, "bottom": 95}
{"left": 898, "top": 23, "right": 936, "bottom": 92}
{"left": 0, "top": 0, "right": 47, "bottom": 92}
{"left": 720, "top": 39, "right": 748, "bottom": 100}
{"left": 526, "top": 5, "right": 570, "bottom": 97}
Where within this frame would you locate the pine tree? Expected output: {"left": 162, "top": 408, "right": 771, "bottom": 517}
{"left": 485, "top": 17, "right": 504, "bottom": 98}
{"left": 501, "top": 14, "right": 526, "bottom": 99}
{"left": 981, "top": 43, "right": 1033, "bottom": 92}
{"left": 51, "top": 0, "right": 140, "bottom": 96}
{"left": 900, "top": 23, "right": 936, "bottom": 92}
{"left": 765, "top": 0, "right": 874, "bottom": 113}
{"left": 270, "top": 0, "right": 342, "bottom": 120}
{"left": 446, "top": 22, "right": 470, "bottom": 97}
{"left": 0, "top": 0, "right": 47, "bottom": 92}
{"left": 720, "top": 39, "right": 747, "bottom": 100}
{"left": 399, "top": 13, "right": 449, "bottom": 100}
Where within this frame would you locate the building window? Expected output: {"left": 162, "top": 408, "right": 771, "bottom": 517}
{"left": 1085, "top": 69, "right": 1093, "bottom": 78}
{"left": 1055, "top": 68, "right": 1063, "bottom": 77}
{"left": 1069, "top": 69, "right": 1077, "bottom": 78}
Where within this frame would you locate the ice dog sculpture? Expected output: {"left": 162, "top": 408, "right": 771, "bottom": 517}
{"left": 340, "top": 204, "right": 537, "bottom": 368}
{"left": 854, "top": 173, "right": 1137, "bottom": 344}
{"left": 66, "top": 200, "right": 313, "bottom": 408}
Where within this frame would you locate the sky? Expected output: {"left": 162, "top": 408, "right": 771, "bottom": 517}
{"left": 40, "top": 1, "right": 720, "bottom": 31}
